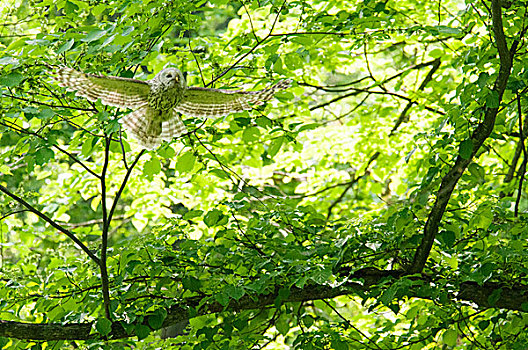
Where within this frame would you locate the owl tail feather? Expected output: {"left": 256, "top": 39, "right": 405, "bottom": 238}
{"left": 121, "top": 106, "right": 187, "bottom": 150}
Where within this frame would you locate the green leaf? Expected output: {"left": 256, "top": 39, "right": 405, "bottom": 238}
{"left": 39, "top": 108, "right": 55, "bottom": 119}
{"left": 331, "top": 338, "right": 349, "bottom": 350}
{"left": 302, "top": 315, "right": 315, "bottom": 328}
{"left": 64, "top": 0, "right": 79, "bottom": 13}
{"left": 223, "top": 284, "right": 245, "bottom": 301}
{"left": 274, "top": 287, "right": 291, "bottom": 307}
{"left": 94, "top": 317, "right": 112, "bottom": 336}
{"left": 142, "top": 157, "right": 161, "bottom": 178}
{"left": 488, "top": 288, "right": 502, "bottom": 306}
{"left": 214, "top": 291, "right": 230, "bottom": 306}
{"left": 135, "top": 324, "right": 151, "bottom": 340}
{"left": 209, "top": 168, "right": 229, "bottom": 179}
{"left": 275, "top": 314, "right": 290, "bottom": 336}
{"left": 147, "top": 309, "right": 167, "bottom": 330}
{"left": 486, "top": 90, "right": 500, "bottom": 108}
{"left": 478, "top": 320, "right": 490, "bottom": 330}
{"left": 0, "top": 164, "right": 12, "bottom": 175}
{"left": 183, "top": 209, "right": 204, "bottom": 220}
{"left": 56, "top": 39, "right": 75, "bottom": 54}
{"left": 436, "top": 26, "right": 462, "bottom": 35}
{"left": 379, "top": 285, "right": 397, "bottom": 307}
{"left": 428, "top": 48, "right": 443, "bottom": 58}
{"left": 242, "top": 127, "right": 261, "bottom": 142}
{"left": 82, "top": 29, "right": 106, "bottom": 42}
{"left": 182, "top": 276, "right": 202, "bottom": 292}
{"left": 81, "top": 136, "right": 97, "bottom": 157}
{"left": 439, "top": 230, "right": 455, "bottom": 248}
{"left": 157, "top": 145, "right": 176, "bottom": 158}
{"left": 459, "top": 139, "right": 473, "bottom": 160}
{"left": 522, "top": 303, "right": 528, "bottom": 312}
{"left": 470, "top": 205, "right": 492, "bottom": 230}
{"left": 204, "top": 209, "right": 226, "bottom": 227}
{"left": 298, "top": 123, "right": 320, "bottom": 132}
{"left": 176, "top": 151, "right": 196, "bottom": 173}
{"left": 310, "top": 267, "right": 332, "bottom": 284}
{"left": 468, "top": 163, "right": 485, "bottom": 182}
{"left": 268, "top": 136, "right": 284, "bottom": 157}
{"left": 196, "top": 326, "right": 217, "bottom": 340}
{"left": 442, "top": 329, "right": 458, "bottom": 347}
{"left": 476, "top": 72, "right": 490, "bottom": 88}
{"left": 0, "top": 72, "right": 24, "bottom": 87}
{"left": 35, "top": 147, "right": 55, "bottom": 165}
{"left": 233, "top": 318, "right": 247, "bottom": 331}
{"left": 92, "top": 4, "right": 106, "bottom": 16}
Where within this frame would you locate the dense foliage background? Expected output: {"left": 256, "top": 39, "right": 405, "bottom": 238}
{"left": 1, "top": 0, "right": 528, "bottom": 348}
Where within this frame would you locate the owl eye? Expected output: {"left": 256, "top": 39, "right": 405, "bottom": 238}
{"left": 166, "top": 73, "right": 173, "bottom": 79}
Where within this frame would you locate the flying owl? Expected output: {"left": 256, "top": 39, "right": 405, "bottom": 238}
{"left": 54, "top": 67, "right": 292, "bottom": 149}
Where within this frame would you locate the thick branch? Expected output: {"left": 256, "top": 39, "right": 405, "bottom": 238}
{"left": 1, "top": 268, "right": 527, "bottom": 341}
{"left": 409, "top": 0, "right": 516, "bottom": 273}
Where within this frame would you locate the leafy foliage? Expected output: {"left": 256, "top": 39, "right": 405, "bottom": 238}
{"left": 1, "top": 0, "right": 528, "bottom": 349}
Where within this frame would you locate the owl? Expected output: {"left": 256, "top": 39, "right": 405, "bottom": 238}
{"left": 54, "top": 67, "right": 292, "bottom": 149}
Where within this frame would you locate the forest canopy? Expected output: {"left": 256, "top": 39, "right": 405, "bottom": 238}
{"left": 1, "top": 0, "right": 528, "bottom": 349}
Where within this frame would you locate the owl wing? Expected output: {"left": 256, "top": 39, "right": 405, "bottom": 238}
{"left": 174, "top": 79, "right": 292, "bottom": 118}
{"left": 54, "top": 67, "right": 150, "bottom": 109}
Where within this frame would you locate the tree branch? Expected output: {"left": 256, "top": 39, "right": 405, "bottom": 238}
{"left": 389, "top": 58, "right": 441, "bottom": 135}
{"left": 1, "top": 268, "right": 527, "bottom": 341}
{"left": 206, "top": 0, "right": 288, "bottom": 87}
{"left": 105, "top": 150, "right": 145, "bottom": 229}
{"left": 0, "top": 185, "right": 100, "bottom": 265}
{"left": 100, "top": 136, "right": 112, "bottom": 320}
{"left": 409, "top": 0, "right": 517, "bottom": 273}
{"left": 0, "top": 120, "right": 99, "bottom": 178}
{"left": 514, "top": 93, "right": 527, "bottom": 217}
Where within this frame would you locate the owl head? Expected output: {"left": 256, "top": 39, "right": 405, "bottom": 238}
{"left": 154, "top": 67, "right": 186, "bottom": 90}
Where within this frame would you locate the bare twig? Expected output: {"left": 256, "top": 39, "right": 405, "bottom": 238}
{"left": 106, "top": 149, "right": 145, "bottom": 228}
{"left": 514, "top": 93, "right": 527, "bottom": 216}
{"left": 99, "top": 135, "right": 112, "bottom": 320}
{"left": 0, "top": 185, "right": 100, "bottom": 265}
{"left": 322, "top": 300, "right": 382, "bottom": 350}
{"left": 206, "top": 0, "right": 288, "bottom": 87}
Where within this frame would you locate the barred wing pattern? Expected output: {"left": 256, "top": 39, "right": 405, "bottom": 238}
{"left": 175, "top": 79, "right": 292, "bottom": 118}
{"left": 54, "top": 67, "right": 150, "bottom": 109}
{"left": 121, "top": 106, "right": 186, "bottom": 150}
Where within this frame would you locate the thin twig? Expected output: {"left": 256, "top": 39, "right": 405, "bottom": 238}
{"left": 0, "top": 210, "right": 29, "bottom": 221}
{"left": 106, "top": 149, "right": 145, "bottom": 228}
{"left": 322, "top": 299, "right": 383, "bottom": 350}
{"left": 0, "top": 185, "right": 100, "bottom": 264}
{"left": 99, "top": 135, "right": 112, "bottom": 320}
{"left": 188, "top": 36, "right": 206, "bottom": 87}
{"left": 515, "top": 93, "right": 527, "bottom": 217}
{"left": 206, "top": 0, "right": 288, "bottom": 87}
{"left": 118, "top": 127, "right": 129, "bottom": 170}
{"left": 0, "top": 120, "right": 100, "bottom": 178}
{"left": 4, "top": 93, "right": 96, "bottom": 112}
